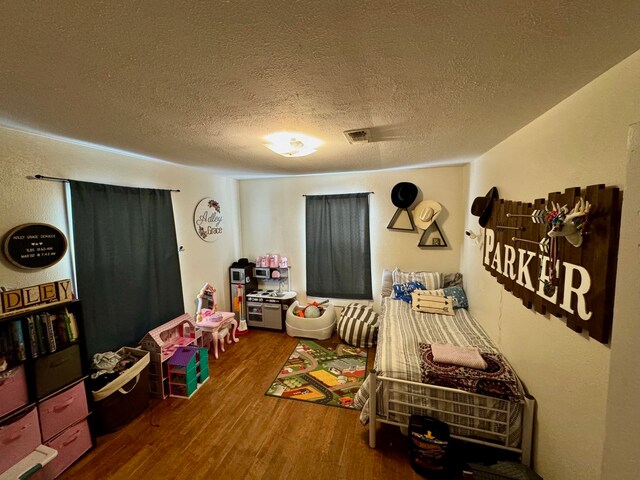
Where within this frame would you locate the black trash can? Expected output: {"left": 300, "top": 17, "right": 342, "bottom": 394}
{"left": 409, "top": 415, "right": 452, "bottom": 479}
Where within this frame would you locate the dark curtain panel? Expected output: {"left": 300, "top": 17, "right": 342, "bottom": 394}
{"left": 69, "top": 181, "right": 184, "bottom": 356}
{"left": 306, "top": 193, "right": 372, "bottom": 299}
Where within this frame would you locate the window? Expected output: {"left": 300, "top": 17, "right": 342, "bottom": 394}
{"left": 305, "top": 193, "right": 372, "bottom": 299}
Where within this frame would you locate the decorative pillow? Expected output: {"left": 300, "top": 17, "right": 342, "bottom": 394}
{"left": 411, "top": 290, "right": 455, "bottom": 315}
{"left": 391, "top": 267, "right": 444, "bottom": 290}
{"left": 442, "top": 272, "right": 464, "bottom": 288}
{"left": 391, "top": 281, "right": 426, "bottom": 303}
{"left": 416, "top": 285, "right": 469, "bottom": 309}
{"left": 380, "top": 269, "right": 394, "bottom": 298}
{"left": 338, "top": 303, "right": 379, "bottom": 348}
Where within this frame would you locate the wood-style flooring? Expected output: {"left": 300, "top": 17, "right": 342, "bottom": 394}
{"left": 62, "top": 330, "right": 424, "bottom": 480}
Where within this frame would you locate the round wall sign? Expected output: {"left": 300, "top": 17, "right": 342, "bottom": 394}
{"left": 3, "top": 223, "right": 68, "bottom": 269}
{"left": 193, "top": 198, "right": 223, "bottom": 242}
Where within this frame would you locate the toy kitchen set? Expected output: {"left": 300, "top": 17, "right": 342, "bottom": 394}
{"left": 229, "top": 255, "right": 296, "bottom": 332}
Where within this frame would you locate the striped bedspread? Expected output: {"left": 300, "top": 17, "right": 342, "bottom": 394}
{"left": 355, "top": 297, "right": 524, "bottom": 447}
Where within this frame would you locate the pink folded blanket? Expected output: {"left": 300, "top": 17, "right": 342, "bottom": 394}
{"left": 431, "top": 343, "right": 487, "bottom": 370}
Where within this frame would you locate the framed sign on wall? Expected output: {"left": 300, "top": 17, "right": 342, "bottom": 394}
{"left": 2, "top": 223, "right": 68, "bottom": 269}
{"left": 193, "top": 198, "right": 223, "bottom": 242}
{"left": 479, "top": 184, "right": 622, "bottom": 344}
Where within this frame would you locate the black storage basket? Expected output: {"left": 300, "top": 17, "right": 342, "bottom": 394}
{"left": 408, "top": 415, "right": 452, "bottom": 479}
{"left": 92, "top": 347, "right": 150, "bottom": 434}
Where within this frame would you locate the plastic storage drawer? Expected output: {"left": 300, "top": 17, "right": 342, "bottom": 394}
{"left": 34, "top": 419, "right": 92, "bottom": 480}
{"left": 0, "top": 406, "right": 41, "bottom": 474}
{"left": 34, "top": 344, "right": 83, "bottom": 399}
{"left": 0, "top": 364, "right": 29, "bottom": 418}
{"left": 38, "top": 381, "right": 89, "bottom": 442}
{"left": 169, "top": 376, "right": 198, "bottom": 398}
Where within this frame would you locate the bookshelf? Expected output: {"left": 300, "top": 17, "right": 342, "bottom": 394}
{"left": 0, "top": 300, "right": 94, "bottom": 479}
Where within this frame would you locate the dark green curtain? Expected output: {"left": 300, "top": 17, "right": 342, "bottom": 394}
{"left": 69, "top": 181, "right": 184, "bottom": 356}
{"left": 306, "top": 193, "right": 372, "bottom": 299}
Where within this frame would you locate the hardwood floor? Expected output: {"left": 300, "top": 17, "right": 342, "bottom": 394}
{"left": 62, "top": 330, "right": 424, "bottom": 479}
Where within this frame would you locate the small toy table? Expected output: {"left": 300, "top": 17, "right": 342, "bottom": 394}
{"left": 196, "top": 312, "right": 238, "bottom": 359}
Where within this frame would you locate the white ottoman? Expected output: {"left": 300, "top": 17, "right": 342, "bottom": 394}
{"left": 285, "top": 302, "right": 337, "bottom": 340}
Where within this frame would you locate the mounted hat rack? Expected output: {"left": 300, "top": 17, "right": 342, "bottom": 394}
{"left": 387, "top": 182, "right": 417, "bottom": 232}
{"left": 387, "top": 182, "right": 447, "bottom": 248}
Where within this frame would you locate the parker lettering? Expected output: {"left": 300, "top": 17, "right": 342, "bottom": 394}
{"left": 484, "top": 228, "right": 592, "bottom": 321}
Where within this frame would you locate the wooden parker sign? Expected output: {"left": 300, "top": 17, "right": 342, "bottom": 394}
{"left": 481, "top": 184, "right": 622, "bottom": 344}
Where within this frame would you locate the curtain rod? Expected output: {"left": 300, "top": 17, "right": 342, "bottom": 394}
{"left": 302, "top": 192, "right": 374, "bottom": 197}
{"left": 33, "top": 174, "right": 180, "bottom": 192}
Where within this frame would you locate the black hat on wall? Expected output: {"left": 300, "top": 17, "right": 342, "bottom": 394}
{"left": 471, "top": 187, "right": 499, "bottom": 227}
{"left": 391, "top": 182, "right": 418, "bottom": 208}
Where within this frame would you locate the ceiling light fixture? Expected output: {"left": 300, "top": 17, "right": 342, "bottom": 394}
{"left": 264, "top": 132, "right": 322, "bottom": 157}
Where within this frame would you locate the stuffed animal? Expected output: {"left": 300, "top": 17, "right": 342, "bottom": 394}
{"left": 293, "top": 299, "right": 329, "bottom": 318}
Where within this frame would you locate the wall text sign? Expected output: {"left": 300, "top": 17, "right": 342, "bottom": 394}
{"left": 0, "top": 279, "right": 73, "bottom": 317}
{"left": 194, "top": 198, "right": 223, "bottom": 242}
{"left": 3, "top": 223, "right": 68, "bottom": 269}
{"left": 482, "top": 185, "right": 621, "bottom": 344}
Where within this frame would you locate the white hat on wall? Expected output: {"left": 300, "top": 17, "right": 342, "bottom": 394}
{"left": 412, "top": 200, "right": 442, "bottom": 230}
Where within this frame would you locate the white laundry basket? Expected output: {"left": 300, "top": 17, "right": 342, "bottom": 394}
{"left": 285, "top": 302, "right": 336, "bottom": 340}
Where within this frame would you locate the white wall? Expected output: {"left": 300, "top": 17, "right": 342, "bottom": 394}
{"left": 461, "top": 49, "right": 640, "bottom": 480}
{"left": 239, "top": 167, "right": 465, "bottom": 308}
{"left": 601, "top": 122, "right": 640, "bottom": 479}
{"left": 0, "top": 126, "right": 241, "bottom": 321}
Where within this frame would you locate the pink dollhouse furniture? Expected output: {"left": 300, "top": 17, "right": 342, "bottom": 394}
{"left": 140, "top": 313, "right": 199, "bottom": 398}
{"left": 197, "top": 312, "right": 237, "bottom": 359}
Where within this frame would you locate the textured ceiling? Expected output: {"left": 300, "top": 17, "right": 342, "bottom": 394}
{"left": 1, "top": 1, "right": 640, "bottom": 179}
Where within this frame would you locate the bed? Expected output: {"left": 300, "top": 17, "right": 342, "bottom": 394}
{"left": 354, "top": 270, "right": 535, "bottom": 466}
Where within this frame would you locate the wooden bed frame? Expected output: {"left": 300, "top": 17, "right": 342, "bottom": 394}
{"left": 367, "top": 369, "right": 536, "bottom": 466}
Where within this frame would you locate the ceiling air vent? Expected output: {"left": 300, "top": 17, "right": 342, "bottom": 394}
{"left": 343, "top": 128, "right": 372, "bottom": 144}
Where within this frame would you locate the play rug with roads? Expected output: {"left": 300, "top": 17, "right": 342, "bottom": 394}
{"left": 265, "top": 339, "right": 368, "bottom": 409}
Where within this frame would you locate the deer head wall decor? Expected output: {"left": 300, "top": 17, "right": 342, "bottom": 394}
{"left": 546, "top": 198, "right": 591, "bottom": 247}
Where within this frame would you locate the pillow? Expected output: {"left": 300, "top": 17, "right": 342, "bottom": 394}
{"left": 443, "top": 272, "right": 464, "bottom": 288}
{"left": 380, "top": 268, "right": 394, "bottom": 298}
{"left": 416, "top": 285, "right": 469, "bottom": 309}
{"left": 391, "top": 281, "right": 426, "bottom": 303}
{"left": 411, "top": 291, "right": 455, "bottom": 315}
{"left": 338, "top": 303, "right": 379, "bottom": 348}
{"left": 392, "top": 267, "right": 444, "bottom": 290}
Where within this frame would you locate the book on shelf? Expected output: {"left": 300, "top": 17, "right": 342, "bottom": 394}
{"left": 55, "top": 315, "right": 69, "bottom": 345}
{"left": 0, "top": 323, "right": 11, "bottom": 365}
{"left": 64, "top": 309, "right": 79, "bottom": 342}
{"left": 10, "top": 320, "right": 26, "bottom": 361}
{"left": 42, "top": 312, "right": 57, "bottom": 353}
{"left": 27, "top": 316, "right": 39, "bottom": 358}
{"left": 34, "top": 314, "right": 48, "bottom": 355}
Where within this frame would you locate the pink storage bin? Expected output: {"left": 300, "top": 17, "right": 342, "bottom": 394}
{"left": 38, "top": 382, "right": 89, "bottom": 442}
{"left": 0, "top": 407, "right": 41, "bottom": 474}
{"left": 35, "top": 419, "right": 92, "bottom": 479}
{"left": 0, "top": 364, "right": 29, "bottom": 418}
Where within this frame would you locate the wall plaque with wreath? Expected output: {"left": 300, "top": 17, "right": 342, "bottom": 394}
{"left": 193, "top": 198, "right": 223, "bottom": 242}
